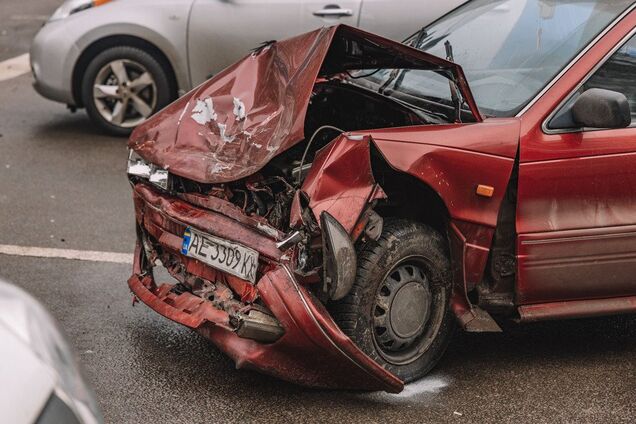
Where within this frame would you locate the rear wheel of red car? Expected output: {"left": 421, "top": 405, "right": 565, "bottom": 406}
{"left": 81, "top": 46, "right": 172, "bottom": 136}
{"left": 331, "top": 219, "right": 454, "bottom": 383}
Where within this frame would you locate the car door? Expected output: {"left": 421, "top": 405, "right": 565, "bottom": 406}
{"left": 187, "top": 0, "right": 362, "bottom": 86}
{"left": 516, "top": 22, "right": 636, "bottom": 305}
{"left": 357, "top": 0, "right": 467, "bottom": 41}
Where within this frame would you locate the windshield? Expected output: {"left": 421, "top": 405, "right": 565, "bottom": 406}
{"left": 357, "top": 0, "right": 633, "bottom": 117}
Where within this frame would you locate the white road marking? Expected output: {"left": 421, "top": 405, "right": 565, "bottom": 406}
{"left": 0, "top": 53, "right": 30, "bottom": 82}
{"left": 0, "top": 244, "right": 133, "bottom": 264}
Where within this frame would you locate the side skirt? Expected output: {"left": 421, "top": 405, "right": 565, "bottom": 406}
{"left": 518, "top": 296, "right": 636, "bottom": 322}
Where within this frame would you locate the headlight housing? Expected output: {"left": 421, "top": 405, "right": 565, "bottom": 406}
{"left": 49, "top": 0, "right": 112, "bottom": 22}
{"left": 127, "top": 150, "right": 170, "bottom": 190}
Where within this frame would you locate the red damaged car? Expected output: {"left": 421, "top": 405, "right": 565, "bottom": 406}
{"left": 126, "top": 0, "right": 636, "bottom": 392}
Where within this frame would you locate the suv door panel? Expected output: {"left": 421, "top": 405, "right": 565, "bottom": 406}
{"left": 357, "top": 0, "right": 467, "bottom": 42}
{"left": 187, "top": 0, "right": 361, "bottom": 86}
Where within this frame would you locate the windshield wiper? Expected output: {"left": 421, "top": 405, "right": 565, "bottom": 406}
{"left": 379, "top": 35, "right": 466, "bottom": 123}
{"left": 386, "top": 28, "right": 429, "bottom": 92}
{"left": 378, "top": 69, "right": 399, "bottom": 94}
{"left": 412, "top": 28, "right": 428, "bottom": 49}
{"left": 378, "top": 28, "right": 428, "bottom": 94}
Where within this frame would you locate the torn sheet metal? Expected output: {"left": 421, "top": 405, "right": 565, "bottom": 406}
{"left": 299, "top": 134, "right": 386, "bottom": 234}
{"left": 128, "top": 24, "right": 480, "bottom": 184}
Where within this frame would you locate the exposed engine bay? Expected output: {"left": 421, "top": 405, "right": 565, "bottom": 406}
{"left": 169, "top": 80, "right": 446, "bottom": 231}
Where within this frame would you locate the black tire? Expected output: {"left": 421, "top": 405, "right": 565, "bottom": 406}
{"left": 331, "top": 219, "right": 454, "bottom": 383}
{"left": 81, "top": 46, "right": 172, "bottom": 136}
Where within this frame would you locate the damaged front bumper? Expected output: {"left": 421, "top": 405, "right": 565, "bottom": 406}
{"left": 128, "top": 183, "right": 402, "bottom": 392}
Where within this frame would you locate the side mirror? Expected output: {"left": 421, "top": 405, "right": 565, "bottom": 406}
{"left": 571, "top": 88, "right": 631, "bottom": 129}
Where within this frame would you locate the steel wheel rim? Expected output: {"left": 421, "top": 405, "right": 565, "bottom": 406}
{"left": 372, "top": 256, "right": 445, "bottom": 365}
{"left": 92, "top": 59, "right": 157, "bottom": 128}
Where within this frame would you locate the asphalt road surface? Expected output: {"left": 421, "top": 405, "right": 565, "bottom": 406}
{"left": 1, "top": 2, "right": 635, "bottom": 423}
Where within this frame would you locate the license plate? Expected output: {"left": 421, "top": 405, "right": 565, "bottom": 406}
{"left": 181, "top": 227, "right": 259, "bottom": 283}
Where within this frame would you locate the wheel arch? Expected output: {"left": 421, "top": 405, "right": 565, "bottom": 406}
{"left": 370, "top": 144, "right": 451, "bottom": 243}
{"left": 369, "top": 138, "right": 514, "bottom": 331}
{"left": 71, "top": 35, "right": 179, "bottom": 107}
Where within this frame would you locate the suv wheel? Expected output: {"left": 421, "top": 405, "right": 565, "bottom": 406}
{"left": 81, "top": 46, "right": 172, "bottom": 136}
{"left": 331, "top": 219, "right": 454, "bottom": 382}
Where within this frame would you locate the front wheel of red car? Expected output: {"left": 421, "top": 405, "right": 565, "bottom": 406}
{"left": 331, "top": 219, "right": 454, "bottom": 383}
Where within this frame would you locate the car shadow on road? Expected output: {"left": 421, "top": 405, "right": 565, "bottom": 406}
{"left": 122, "top": 311, "right": 636, "bottom": 408}
{"left": 30, "top": 112, "right": 126, "bottom": 143}
{"left": 446, "top": 313, "right": 636, "bottom": 363}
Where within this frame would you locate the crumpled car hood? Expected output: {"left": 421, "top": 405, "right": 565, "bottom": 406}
{"left": 129, "top": 24, "right": 480, "bottom": 184}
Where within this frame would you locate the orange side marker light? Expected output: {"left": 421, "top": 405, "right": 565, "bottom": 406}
{"left": 476, "top": 184, "right": 494, "bottom": 198}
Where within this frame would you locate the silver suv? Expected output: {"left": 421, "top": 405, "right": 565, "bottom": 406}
{"left": 30, "top": 0, "right": 466, "bottom": 135}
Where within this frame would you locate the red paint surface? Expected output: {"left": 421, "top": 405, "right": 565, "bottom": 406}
{"left": 367, "top": 119, "right": 519, "bottom": 227}
{"left": 518, "top": 295, "right": 636, "bottom": 322}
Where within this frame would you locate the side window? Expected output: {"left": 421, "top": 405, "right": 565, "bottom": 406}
{"left": 584, "top": 34, "right": 636, "bottom": 124}
{"left": 549, "top": 33, "right": 636, "bottom": 130}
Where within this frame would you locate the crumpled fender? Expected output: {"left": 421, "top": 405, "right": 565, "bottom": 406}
{"left": 366, "top": 120, "right": 519, "bottom": 300}
{"left": 294, "top": 120, "right": 520, "bottom": 327}
{"left": 293, "top": 134, "right": 386, "bottom": 234}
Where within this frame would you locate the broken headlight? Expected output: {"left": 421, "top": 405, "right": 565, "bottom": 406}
{"left": 127, "top": 150, "right": 170, "bottom": 191}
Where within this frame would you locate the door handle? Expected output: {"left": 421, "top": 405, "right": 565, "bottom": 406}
{"left": 313, "top": 6, "right": 353, "bottom": 18}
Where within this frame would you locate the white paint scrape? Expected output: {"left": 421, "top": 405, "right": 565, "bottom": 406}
{"left": 0, "top": 244, "right": 132, "bottom": 264}
{"left": 177, "top": 100, "right": 190, "bottom": 125}
{"left": 217, "top": 123, "right": 235, "bottom": 143}
{"left": 0, "top": 54, "right": 30, "bottom": 82}
{"left": 191, "top": 97, "right": 217, "bottom": 124}
{"left": 233, "top": 97, "right": 246, "bottom": 121}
